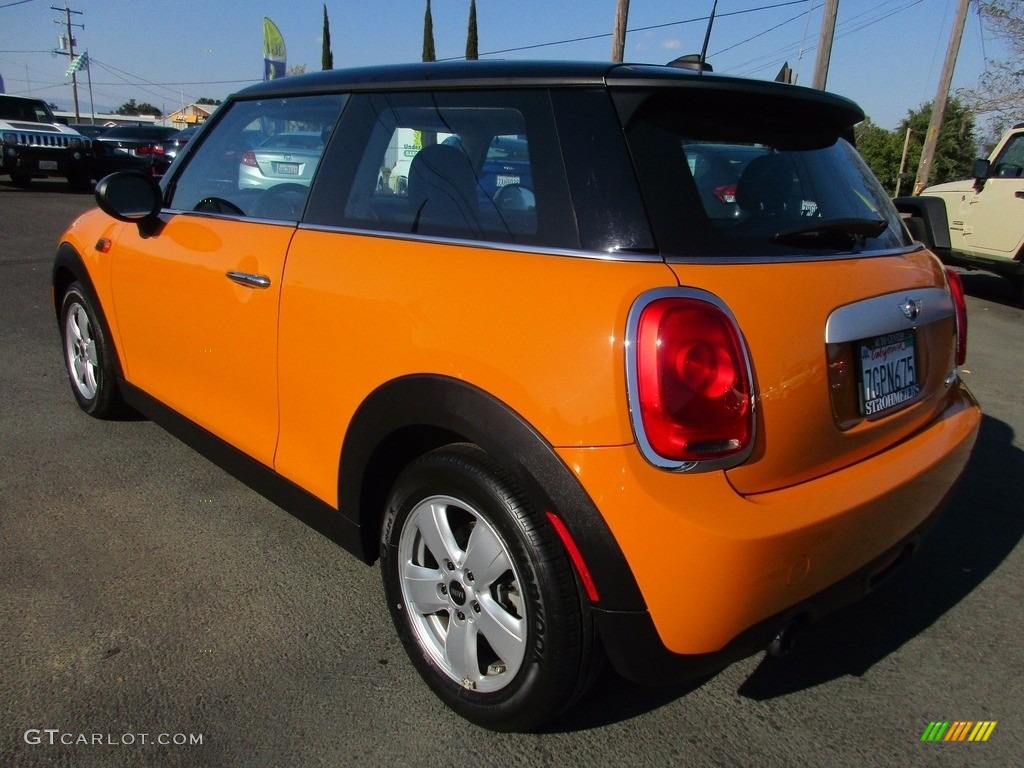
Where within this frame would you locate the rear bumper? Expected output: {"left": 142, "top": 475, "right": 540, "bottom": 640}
{"left": 593, "top": 493, "right": 949, "bottom": 685}
{"left": 561, "top": 386, "right": 980, "bottom": 684}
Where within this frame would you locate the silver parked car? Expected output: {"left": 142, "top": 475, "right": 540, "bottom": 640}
{"left": 238, "top": 131, "right": 324, "bottom": 190}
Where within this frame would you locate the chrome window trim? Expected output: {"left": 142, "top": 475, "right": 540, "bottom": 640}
{"left": 624, "top": 286, "right": 757, "bottom": 473}
{"left": 295, "top": 222, "right": 666, "bottom": 262}
{"left": 663, "top": 243, "right": 926, "bottom": 266}
{"left": 825, "top": 286, "right": 954, "bottom": 343}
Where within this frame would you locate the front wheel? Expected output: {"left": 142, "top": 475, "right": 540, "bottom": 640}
{"left": 380, "top": 444, "right": 598, "bottom": 731}
{"left": 60, "top": 282, "right": 124, "bottom": 417}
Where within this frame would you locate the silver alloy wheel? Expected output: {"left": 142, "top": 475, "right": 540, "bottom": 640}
{"left": 398, "top": 494, "right": 526, "bottom": 693}
{"left": 64, "top": 300, "right": 99, "bottom": 401}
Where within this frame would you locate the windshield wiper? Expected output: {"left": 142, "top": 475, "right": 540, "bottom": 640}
{"left": 770, "top": 218, "right": 888, "bottom": 249}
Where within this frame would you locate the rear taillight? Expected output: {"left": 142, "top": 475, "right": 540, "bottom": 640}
{"left": 945, "top": 268, "right": 968, "bottom": 366}
{"left": 240, "top": 150, "right": 258, "bottom": 168}
{"left": 713, "top": 183, "right": 737, "bottom": 204}
{"left": 136, "top": 144, "right": 153, "bottom": 156}
{"left": 629, "top": 291, "right": 754, "bottom": 468}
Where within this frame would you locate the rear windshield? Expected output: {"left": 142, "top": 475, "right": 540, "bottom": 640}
{"left": 622, "top": 93, "right": 909, "bottom": 258}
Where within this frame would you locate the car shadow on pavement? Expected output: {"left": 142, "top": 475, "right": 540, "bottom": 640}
{"left": 737, "top": 413, "right": 1022, "bottom": 700}
{"left": 547, "top": 414, "right": 1021, "bottom": 729}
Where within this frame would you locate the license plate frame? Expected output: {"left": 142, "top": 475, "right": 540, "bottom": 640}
{"left": 858, "top": 329, "right": 920, "bottom": 416}
{"left": 38, "top": 160, "right": 59, "bottom": 171}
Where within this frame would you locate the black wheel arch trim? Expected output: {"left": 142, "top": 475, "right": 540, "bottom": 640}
{"left": 339, "top": 374, "right": 647, "bottom": 612}
{"left": 51, "top": 242, "right": 126, "bottom": 382}
{"left": 892, "top": 195, "right": 952, "bottom": 252}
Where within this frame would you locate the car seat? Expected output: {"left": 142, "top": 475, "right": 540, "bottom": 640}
{"left": 408, "top": 144, "right": 482, "bottom": 235}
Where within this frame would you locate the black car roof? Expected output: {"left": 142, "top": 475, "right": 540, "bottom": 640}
{"left": 234, "top": 60, "right": 863, "bottom": 129}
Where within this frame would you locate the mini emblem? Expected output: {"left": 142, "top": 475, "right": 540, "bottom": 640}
{"left": 448, "top": 581, "right": 467, "bottom": 606}
{"left": 900, "top": 297, "right": 921, "bottom": 321}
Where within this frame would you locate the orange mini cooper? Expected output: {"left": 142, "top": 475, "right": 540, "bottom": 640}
{"left": 53, "top": 61, "right": 981, "bottom": 731}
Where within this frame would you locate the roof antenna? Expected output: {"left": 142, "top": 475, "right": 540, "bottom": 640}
{"left": 699, "top": 0, "right": 718, "bottom": 70}
{"left": 668, "top": 0, "right": 716, "bottom": 72}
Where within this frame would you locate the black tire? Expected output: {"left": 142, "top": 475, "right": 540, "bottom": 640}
{"left": 1009, "top": 275, "right": 1024, "bottom": 306}
{"left": 59, "top": 282, "right": 125, "bottom": 418}
{"left": 9, "top": 171, "right": 31, "bottom": 188}
{"left": 380, "top": 444, "right": 598, "bottom": 732}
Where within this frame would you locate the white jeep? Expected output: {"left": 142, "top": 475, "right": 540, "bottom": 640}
{"left": 895, "top": 123, "right": 1024, "bottom": 302}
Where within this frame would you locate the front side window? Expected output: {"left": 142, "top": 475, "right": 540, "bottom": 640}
{"left": 991, "top": 134, "right": 1024, "bottom": 178}
{"left": 167, "top": 93, "right": 347, "bottom": 221}
{"left": 621, "top": 91, "right": 908, "bottom": 258}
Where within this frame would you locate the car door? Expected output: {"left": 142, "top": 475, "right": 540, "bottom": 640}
{"left": 110, "top": 93, "right": 346, "bottom": 467}
{"left": 962, "top": 131, "right": 1024, "bottom": 257}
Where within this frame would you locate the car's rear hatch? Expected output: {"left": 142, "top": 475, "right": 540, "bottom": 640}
{"left": 614, "top": 72, "right": 964, "bottom": 494}
{"left": 666, "top": 253, "right": 960, "bottom": 494}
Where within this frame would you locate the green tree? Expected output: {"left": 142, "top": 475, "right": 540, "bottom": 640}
{"left": 196, "top": 97, "right": 222, "bottom": 106}
{"left": 115, "top": 99, "right": 162, "bottom": 117}
{"left": 855, "top": 118, "right": 905, "bottom": 195}
{"left": 857, "top": 99, "right": 978, "bottom": 194}
{"left": 899, "top": 99, "right": 978, "bottom": 187}
{"left": 422, "top": 0, "right": 436, "bottom": 62}
{"left": 322, "top": 4, "right": 334, "bottom": 71}
{"left": 466, "top": 0, "right": 478, "bottom": 60}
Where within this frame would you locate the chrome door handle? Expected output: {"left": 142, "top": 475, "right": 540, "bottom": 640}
{"left": 226, "top": 271, "right": 271, "bottom": 289}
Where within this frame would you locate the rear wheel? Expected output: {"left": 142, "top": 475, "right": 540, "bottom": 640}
{"left": 380, "top": 444, "right": 598, "bottom": 731}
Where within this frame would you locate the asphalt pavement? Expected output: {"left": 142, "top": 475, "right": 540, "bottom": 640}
{"left": 1, "top": 178, "right": 1022, "bottom": 767}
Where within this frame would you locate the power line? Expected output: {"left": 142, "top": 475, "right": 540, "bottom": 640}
{"left": 439, "top": 0, "right": 811, "bottom": 61}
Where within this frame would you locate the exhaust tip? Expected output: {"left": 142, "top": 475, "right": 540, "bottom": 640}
{"left": 767, "top": 622, "right": 800, "bottom": 659}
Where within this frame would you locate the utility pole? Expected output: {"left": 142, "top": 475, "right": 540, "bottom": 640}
{"left": 913, "top": 0, "right": 970, "bottom": 194}
{"left": 611, "top": 0, "right": 630, "bottom": 63}
{"left": 811, "top": 0, "right": 839, "bottom": 90}
{"left": 52, "top": 4, "right": 84, "bottom": 121}
{"left": 894, "top": 127, "right": 913, "bottom": 197}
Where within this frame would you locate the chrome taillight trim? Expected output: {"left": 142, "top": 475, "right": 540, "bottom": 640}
{"left": 624, "top": 287, "right": 757, "bottom": 473}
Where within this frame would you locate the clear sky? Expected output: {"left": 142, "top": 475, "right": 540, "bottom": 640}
{"left": 0, "top": 0, "right": 1003, "bottom": 130}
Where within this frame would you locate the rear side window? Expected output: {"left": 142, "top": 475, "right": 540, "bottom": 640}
{"left": 620, "top": 91, "right": 908, "bottom": 259}
{"left": 306, "top": 90, "right": 578, "bottom": 249}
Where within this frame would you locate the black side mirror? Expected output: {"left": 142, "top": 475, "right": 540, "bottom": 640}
{"left": 95, "top": 171, "right": 163, "bottom": 226}
{"left": 972, "top": 158, "right": 990, "bottom": 190}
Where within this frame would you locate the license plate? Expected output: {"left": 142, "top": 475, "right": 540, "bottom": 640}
{"left": 858, "top": 330, "right": 919, "bottom": 416}
{"left": 39, "top": 160, "right": 58, "bottom": 170}
{"left": 277, "top": 162, "right": 299, "bottom": 175}
{"left": 496, "top": 174, "right": 519, "bottom": 187}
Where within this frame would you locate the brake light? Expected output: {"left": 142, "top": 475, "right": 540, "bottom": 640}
{"left": 945, "top": 268, "right": 968, "bottom": 366}
{"left": 632, "top": 295, "right": 753, "bottom": 464}
{"left": 713, "top": 183, "right": 737, "bottom": 204}
{"left": 136, "top": 144, "right": 152, "bottom": 156}
{"left": 240, "top": 150, "right": 258, "bottom": 168}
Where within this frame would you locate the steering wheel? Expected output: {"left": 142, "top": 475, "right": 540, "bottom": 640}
{"left": 194, "top": 197, "right": 245, "bottom": 216}
{"left": 494, "top": 183, "right": 535, "bottom": 212}
{"left": 252, "top": 183, "right": 309, "bottom": 220}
